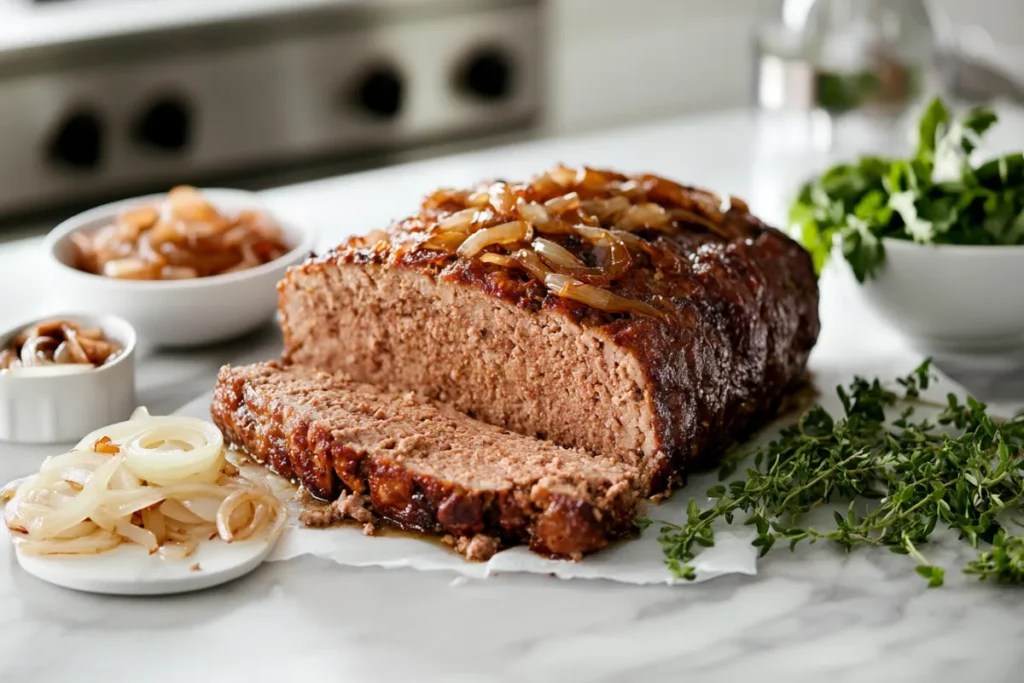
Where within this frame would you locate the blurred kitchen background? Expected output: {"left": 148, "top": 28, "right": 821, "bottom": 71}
{"left": 1, "top": 0, "right": 1022, "bottom": 237}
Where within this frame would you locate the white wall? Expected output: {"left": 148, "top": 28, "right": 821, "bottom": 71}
{"left": 546, "top": 0, "right": 1024, "bottom": 134}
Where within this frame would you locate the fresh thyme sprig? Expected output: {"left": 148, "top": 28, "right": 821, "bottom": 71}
{"left": 644, "top": 360, "right": 1024, "bottom": 587}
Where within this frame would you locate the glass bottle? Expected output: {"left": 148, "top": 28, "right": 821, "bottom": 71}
{"left": 754, "top": 0, "right": 943, "bottom": 152}
{"left": 749, "top": 0, "right": 944, "bottom": 227}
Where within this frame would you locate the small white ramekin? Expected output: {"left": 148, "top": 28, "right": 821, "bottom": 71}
{"left": 0, "top": 313, "right": 137, "bottom": 444}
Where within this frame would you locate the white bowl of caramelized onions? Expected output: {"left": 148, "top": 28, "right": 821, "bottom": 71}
{"left": 44, "top": 187, "right": 315, "bottom": 347}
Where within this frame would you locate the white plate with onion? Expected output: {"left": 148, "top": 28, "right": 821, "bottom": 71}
{"left": 1, "top": 408, "right": 285, "bottom": 595}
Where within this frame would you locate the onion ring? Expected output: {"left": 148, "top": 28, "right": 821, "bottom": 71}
{"left": 1, "top": 410, "right": 286, "bottom": 559}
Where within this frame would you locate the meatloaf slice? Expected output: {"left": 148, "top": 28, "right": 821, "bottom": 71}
{"left": 211, "top": 362, "right": 643, "bottom": 558}
{"left": 279, "top": 166, "right": 820, "bottom": 495}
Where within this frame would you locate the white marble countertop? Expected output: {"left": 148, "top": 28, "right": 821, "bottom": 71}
{"left": 2, "top": 109, "right": 1024, "bottom": 683}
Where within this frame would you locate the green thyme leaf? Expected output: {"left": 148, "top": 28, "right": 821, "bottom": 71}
{"left": 915, "top": 565, "right": 946, "bottom": 588}
{"left": 649, "top": 359, "right": 1024, "bottom": 588}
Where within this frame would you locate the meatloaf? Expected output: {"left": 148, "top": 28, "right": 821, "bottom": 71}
{"left": 212, "top": 362, "right": 643, "bottom": 559}
{"left": 279, "top": 166, "right": 820, "bottom": 495}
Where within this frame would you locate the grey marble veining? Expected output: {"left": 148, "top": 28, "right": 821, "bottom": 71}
{"left": 2, "top": 109, "right": 1024, "bottom": 682}
{"left": 3, "top": 535, "right": 1022, "bottom": 682}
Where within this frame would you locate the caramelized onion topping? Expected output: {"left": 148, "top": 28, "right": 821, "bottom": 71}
{"left": 437, "top": 208, "right": 479, "bottom": 233}
{"left": 487, "top": 183, "right": 517, "bottom": 215}
{"left": 543, "top": 192, "right": 581, "bottom": 216}
{"left": 544, "top": 273, "right": 666, "bottom": 321}
{"left": 517, "top": 199, "right": 550, "bottom": 226}
{"left": 618, "top": 203, "right": 671, "bottom": 232}
{"left": 531, "top": 238, "right": 585, "bottom": 270}
{"left": 548, "top": 165, "right": 577, "bottom": 187}
{"left": 422, "top": 231, "right": 469, "bottom": 252}
{"left": 580, "top": 196, "right": 630, "bottom": 222}
{"left": 457, "top": 221, "right": 532, "bottom": 258}
{"left": 2, "top": 320, "right": 121, "bottom": 373}
{"left": 532, "top": 237, "right": 619, "bottom": 286}
{"left": 571, "top": 226, "right": 632, "bottom": 281}
{"left": 670, "top": 208, "right": 730, "bottom": 238}
{"left": 411, "top": 165, "right": 750, "bottom": 319}
{"left": 509, "top": 249, "right": 551, "bottom": 282}
{"left": 70, "top": 187, "right": 289, "bottom": 280}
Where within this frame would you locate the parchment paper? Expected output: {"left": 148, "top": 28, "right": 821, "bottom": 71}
{"left": 175, "top": 346, "right": 983, "bottom": 585}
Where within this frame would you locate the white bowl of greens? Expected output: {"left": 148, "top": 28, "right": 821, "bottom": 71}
{"left": 791, "top": 98, "right": 1024, "bottom": 353}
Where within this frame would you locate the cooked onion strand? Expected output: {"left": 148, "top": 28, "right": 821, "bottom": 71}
{"left": 456, "top": 221, "right": 531, "bottom": 258}
{"left": 1, "top": 410, "right": 285, "bottom": 559}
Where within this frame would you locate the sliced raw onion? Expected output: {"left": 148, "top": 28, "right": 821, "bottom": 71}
{"left": 217, "top": 490, "right": 261, "bottom": 542}
{"left": 0, "top": 477, "right": 24, "bottom": 502}
{"left": 141, "top": 507, "right": 168, "bottom": 544}
{"left": 32, "top": 455, "right": 124, "bottom": 538}
{"left": 115, "top": 519, "right": 159, "bottom": 553}
{"left": 2, "top": 410, "right": 285, "bottom": 559}
{"left": 182, "top": 496, "right": 222, "bottom": 523}
{"left": 76, "top": 415, "right": 224, "bottom": 486}
{"left": 160, "top": 498, "right": 207, "bottom": 524}
{"left": 13, "top": 528, "right": 122, "bottom": 556}
{"left": 123, "top": 422, "right": 224, "bottom": 486}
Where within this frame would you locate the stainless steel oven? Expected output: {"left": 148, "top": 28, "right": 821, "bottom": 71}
{"left": 0, "top": 0, "right": 545, "bottom": 223}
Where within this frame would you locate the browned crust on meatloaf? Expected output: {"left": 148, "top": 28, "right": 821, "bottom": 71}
{"left": 278, "top": 166, "right": 820, "bottom": 495}
{"left": 211, "top": 362, "right": 642, "bottom": 559}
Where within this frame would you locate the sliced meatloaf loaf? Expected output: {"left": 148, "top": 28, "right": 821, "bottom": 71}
{"left": 211, "top": 362, "right": 642, "bottom": 558}
{"left": 279, "top": 166, "right": 820, "bottom": 495}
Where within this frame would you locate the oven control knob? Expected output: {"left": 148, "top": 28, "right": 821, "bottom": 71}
{"left": 352, "top": 66, "right": 404, "bottom": 119}
{"left": 134, "top": 96, "right": 193, "bottom": 152}
{"left": 458, "top": 47, "right": 514, "bottom": 101}
{"left": 48, "top": 108, "right": 104, "bottom": 170}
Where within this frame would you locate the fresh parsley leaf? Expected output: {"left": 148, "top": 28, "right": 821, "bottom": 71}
{"left": 888, "top": 191, "right": 934, "bottom": 243}
{"left": 960, "top": 107, "right": 999, "bottom": 152}
{"left": 916, "top": 97, "right": 950, "bottom": 161}
{"left": 791, "top": 97, "right": 1022, "bottom": 281}
{"left": 840, "top": 216, "right": 884, "bottom": 281}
